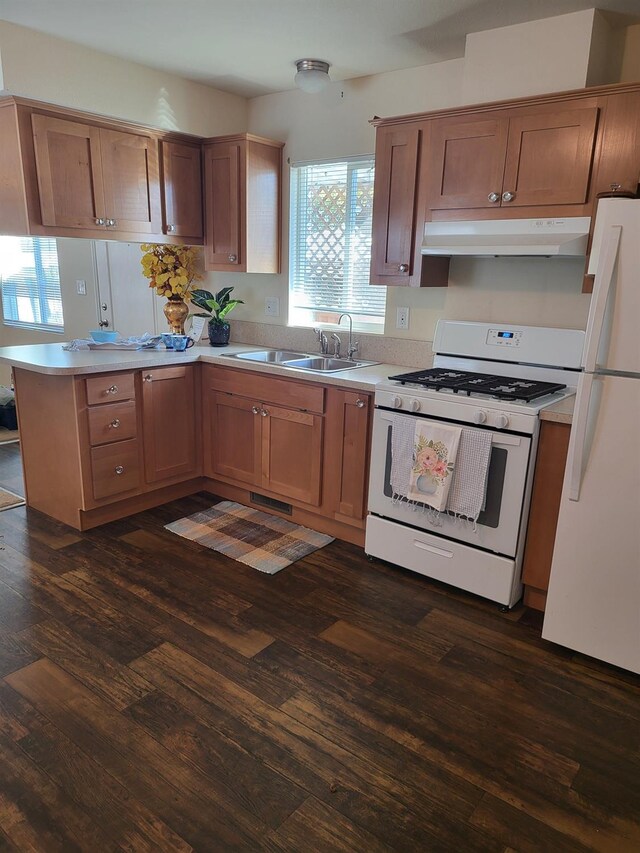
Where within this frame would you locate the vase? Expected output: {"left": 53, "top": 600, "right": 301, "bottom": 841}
{"left": 208, "top": 320, "right": 231, "bottom": 347}
{"left": 163, "top": 296, "right": 189, "bottom": 334}
{"left": 416, "top": 474, "right": 438, "bottom": 495}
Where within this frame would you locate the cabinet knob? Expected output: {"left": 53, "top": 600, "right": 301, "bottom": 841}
{"left": 106, "top": 385, "right": 118, "bottom": 395}
{"left": 398, "top": 263, "right": 409, "bottom": 273}
{"left": 106, "top": 218, "right": 117, "bottom": 227}
{"left": 166, "top": 224, "right": 175, "bottom": 233}
{"left": 260, "top": 408, "right": 268, "bottom": 417}
{"left": 487, "top": 192, "right": 500, "bottom": 203}
{"left": 144, "top": 374, "right": 153, "bottom": 382}
{"left": 502, "top": 191, "right": 515, "bottom": 203}
{"left": 95, "top": 218, "right": 106, "bottom": 226}
{"left": 108, "top": 418, "right": 121, "bottom": 429}
{"left": 114, "top": 465, "right": 124, "bottom": 475}
{"left": 355, "top": 399, "right": 366, "bottom": 409}
{"left": 228, "top": 254, "right": 237, "bottom": 263}
{"left": 251, "top": 405, "right": 260, "bottom": 415}
{"left": 98, "top": 320, "right": 110, "bottom": 328}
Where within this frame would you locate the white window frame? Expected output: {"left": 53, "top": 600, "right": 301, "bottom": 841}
{"left": 288, "top": 155, "right": 385, "bottom": 335}
{"left": 0, "top": 236, "right": 64, "bottom": 333}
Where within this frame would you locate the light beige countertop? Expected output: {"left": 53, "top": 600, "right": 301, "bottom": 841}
{"left": 0, "top": 341, "right": 413, "bottom": 393}
{"left": 539, "top": 396, "right": 574, "bottom": 425}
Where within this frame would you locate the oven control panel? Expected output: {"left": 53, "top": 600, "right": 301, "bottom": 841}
{"left": 486, "top": 329, "right": 523, "bottom": 347}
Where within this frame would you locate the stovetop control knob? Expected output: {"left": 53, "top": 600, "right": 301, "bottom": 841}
{"left": 409, "top": 398, "right": 421, "bottom": 412}
{"left": 495, "top": 413, "right": 510, "bottom": 429}
{"left": 473, "top": 410, "right": 487, "bottom": 425}
{"left": 392, "top": 395, "right": 403, "bottom": 409}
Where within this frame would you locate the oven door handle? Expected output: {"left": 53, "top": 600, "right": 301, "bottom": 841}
{"left": 374, "top": 411, "right": 522, "bottom": 446}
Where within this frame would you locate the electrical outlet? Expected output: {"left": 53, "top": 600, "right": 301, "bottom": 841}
{"left": 396, "top": 306, "right": 410, "bottom": 330}
{"left": 75, "top": 279, "right": 87, "bottom": 295}
{"left": 265, "top": 297, "right": 280, "bottom": 317}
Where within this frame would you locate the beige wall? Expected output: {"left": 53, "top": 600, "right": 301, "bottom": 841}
{"left": 0, "top": 20, "right": 247, "bottom": 136}
{"left": 621, "top": 25, "right": 640, "bottom": 83}
{"left": 0, "top": 238, "right": 99, "bottom": 383}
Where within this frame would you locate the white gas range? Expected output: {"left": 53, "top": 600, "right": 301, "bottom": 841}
{"left": 366, "top": 320, "right": 583, "bottom": 608}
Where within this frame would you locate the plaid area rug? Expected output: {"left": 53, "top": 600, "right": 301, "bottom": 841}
{"left": 0, "top": 487, "right": 25, "bottom": 511}
{"left": 165, "top": 500, "right": 334, "bottom": 574}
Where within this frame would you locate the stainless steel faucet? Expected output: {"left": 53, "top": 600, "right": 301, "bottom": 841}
{"left": 313, "top": 328, "right": 328, "bottom": 354}
{"left": 338, "top": 313, "right": 359, "bottom": 360}
{"left": 330, "top": 333, "right": 341, "bottom": 358}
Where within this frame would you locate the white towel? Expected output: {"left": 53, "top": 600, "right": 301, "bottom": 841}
{"left": 408, "top": 421, "right": 461, "bottom": 511}
{"left": 446, "top": 428, "right": 492, "bottom": 522}
{"left": 390, "top": 414, "right": 415, "bottom": 498}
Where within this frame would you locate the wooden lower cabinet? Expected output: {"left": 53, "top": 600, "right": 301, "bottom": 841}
{"left": 324, "top": 389, "right": 372, "bottom": 525}
{"left": 141, "top": 365, "right": 199, "bottom": 484}
{"left": 208, "top": 392, "right": 261, "bottom": 485}
{"left": 262, "top": 404, "right": 323, "bottom": 506}
{"left": 522, "top": 420, "right": 571, "bottom": 611}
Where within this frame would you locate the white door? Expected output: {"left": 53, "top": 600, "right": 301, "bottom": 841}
{"left": 94, "top": 241, "right": 160, "bottom": 338}
{"left": 543, "top": 372, "right": 640, "bottom": 673}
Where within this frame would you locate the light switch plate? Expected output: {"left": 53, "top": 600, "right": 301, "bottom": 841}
{"left": 76, "top": 279, "right": 87, "bottom": 295}
{"left": 265, "top": 297, "right": 280, "bottom": 317}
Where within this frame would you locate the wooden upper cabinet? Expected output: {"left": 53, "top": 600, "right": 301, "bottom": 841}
{"left": 203, "top": 133, "right": 283, "bottom": 273}
{"left": 428, "top": 103, "right": 598, "bottom": 214}
{"left": 100, "top": 128, "right": 161, "bottom": 234}
{"left": 204, "top": 140, "right": 242, "bottom": 268}
{"left": 502, "top": 107, "right": 598, "bottom": 207}
{"left": 429, "top": 118, "right": 509, "bottom": 210}
{"left": 370, "top": 124, "right": 421, "bottom": 280}
{"left": 141, "top": 365, "right": 199, "bottom": 484}
{"left": 161, "top": 140, "right": 203, "bottom": 242}
{"left": 31, "top": 111, "right": 161, "bottom": 238}
{"left": 32, "top": 114, "right": 106, "bottom": 229}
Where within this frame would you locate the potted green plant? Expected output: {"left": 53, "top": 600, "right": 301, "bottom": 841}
{"left": 190, "top": 287, "right": 244, "bottom": 347}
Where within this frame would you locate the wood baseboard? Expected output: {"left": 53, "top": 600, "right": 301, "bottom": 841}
{"left": 523, "top": 586, "right": 547, "bottom": 612}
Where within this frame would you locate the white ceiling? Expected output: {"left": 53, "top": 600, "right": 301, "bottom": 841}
{"left": 0, "top": 0, "right": 639, "bottom": 98}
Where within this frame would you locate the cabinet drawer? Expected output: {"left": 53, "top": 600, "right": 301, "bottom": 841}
{"left": 88, "top": 401, "right": 137, "bottom": 446}
{"left": 86, "top": 373, "right": 136, "bottom": 405}
{"left": 206, "top": 366, "right": 325, "bottom": 413}
{"left": 90, "top": 439, "right": 140, "bottom": 500}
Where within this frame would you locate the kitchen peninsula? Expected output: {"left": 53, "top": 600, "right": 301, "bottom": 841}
{"left": 0, "top": 342, "right": 403, "bottom": 545}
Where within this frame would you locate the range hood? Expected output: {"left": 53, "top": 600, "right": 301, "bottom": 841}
{"left": 422, "top": 217, "right": 591, "bottom": 258}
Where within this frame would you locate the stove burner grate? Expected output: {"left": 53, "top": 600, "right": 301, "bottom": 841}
{"left": 388, "top": 367, "right": 566, "bottom": 402}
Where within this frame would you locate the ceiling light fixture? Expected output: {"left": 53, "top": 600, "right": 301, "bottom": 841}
{"left": 294, "top": 59, "right": 331, "bottom": 93}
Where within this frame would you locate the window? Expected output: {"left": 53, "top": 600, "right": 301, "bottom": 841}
{"left": 289, "top": 156, "right": 385, "bottom": 333}
{"left": 0, "top": 236, "right": 64, "bottom": 332}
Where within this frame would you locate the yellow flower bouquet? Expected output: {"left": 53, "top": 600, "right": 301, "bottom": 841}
{"left": 140, "top": 243, "right": 203, "bottom": 300}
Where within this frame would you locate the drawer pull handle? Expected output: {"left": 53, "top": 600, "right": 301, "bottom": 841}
{"left": 106, "top": 385, "right": 118, "bottom": 395}
{"left": 413, "top": 540, "right": 453, "bottom": 559}
{"left": 114, "top": 465, "right": 125, "bottom": 475}
{"left": 109, "top": 419, "right": 121, "bottom": 429}
{"left": 355, "top": 399, "right": 366, "bottom": 408}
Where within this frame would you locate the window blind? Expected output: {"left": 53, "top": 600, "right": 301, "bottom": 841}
{"left": 0, "top": 236, "right": 64, "bottom": 332}
{"left": 289, "top": 157, "right": 385, "bottom": 331}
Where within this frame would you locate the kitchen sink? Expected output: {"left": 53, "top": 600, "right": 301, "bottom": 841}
{"left": 223, "top": 350, "right": 378, "bottom": 372}
{"left": 226, "top": 349, "right": 309, "bottom": 363}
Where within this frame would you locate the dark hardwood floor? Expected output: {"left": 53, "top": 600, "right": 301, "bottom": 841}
{"left": 0, "top": 443, "right": 638, "bottom": 851}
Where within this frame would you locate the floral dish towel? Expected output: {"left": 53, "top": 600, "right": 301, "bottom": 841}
{"left": 408, "top": 421, "right": 462, "bottom": 511}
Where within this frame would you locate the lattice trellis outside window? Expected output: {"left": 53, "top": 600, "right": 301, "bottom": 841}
{"left": 289, "top": 156, "right": 385, "bottom": 332}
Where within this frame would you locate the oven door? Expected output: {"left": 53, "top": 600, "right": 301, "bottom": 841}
{"left": 368, "top": 408, "right": 533, "bottom": 557}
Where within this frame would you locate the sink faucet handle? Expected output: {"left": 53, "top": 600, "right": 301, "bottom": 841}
{"left": 330, "top": 333, "right": 341, "bottom": 358}
{"left": 348, "top": 340, "right": 360, "bottom": 360}
{"left": 313, "top": 327, "right": 328, "bottom": 354}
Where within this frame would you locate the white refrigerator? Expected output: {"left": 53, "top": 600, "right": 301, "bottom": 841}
{"left": 542, "top": 198, "right": 640, "bottom": 674}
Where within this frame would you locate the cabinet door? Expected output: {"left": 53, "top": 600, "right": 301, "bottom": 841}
{"left": 100, "top": 128, "right": 161, "bottom": 234}
{"left": 327, "top": 390, "right": 371, "bottom": 523}
{"left": 261, "top": 404, "right": 323, "bottom": 506}
{"left": 204, "top": 140, "right": 243, "bottom": 269}
{"left": 429, "top": 117, "right": 509, "bottom": 210}
{"left": 370, "top": 125, "right": 420, "bottom": 280}
{"left": 31, "top": 113, "right": 106, "bottom": 229}
{"left": 141, "top": 365, "right": 198, "bottom": 484}
{"left": 502, "top": 107, "right": 598, "bottom": 207}
{"left": 208, "top": 392, "right": 261, "bottom": 486}
{"left": 161, "top": 140, "right": 203, "bottom": 241}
